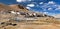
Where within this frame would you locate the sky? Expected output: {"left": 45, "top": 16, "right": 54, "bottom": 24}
{"left": 0, "top": 0, "right": 60, "bottom": 16}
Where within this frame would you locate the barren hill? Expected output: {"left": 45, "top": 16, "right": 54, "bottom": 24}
{"left": 0, "top": 3, "right": 60, "bottom": 29}
{"left": 9, "top": 4, "right": 29, "bottom": 12}
{"left": 0, "top": 3, "right": 13, "bottom": 12}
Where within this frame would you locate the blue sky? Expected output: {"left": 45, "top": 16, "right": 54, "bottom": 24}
{"left": 0, "top": 0, "right": 60, "bottom": 16}
{"left": 0, "top": 0, "right": 17, "bottom": 4}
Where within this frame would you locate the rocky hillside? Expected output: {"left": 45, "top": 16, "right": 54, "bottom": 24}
{"left": 0, "top": 3, "right": 60, "bottom": 29}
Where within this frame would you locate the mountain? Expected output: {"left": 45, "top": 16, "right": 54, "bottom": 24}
{"left": 0, "top": 3, "right": 12, "bottom": 12}
{"left": 0, "top": 3, "right": 60, "bottom": 29}
{"left": 0, "top": 3, "right": 29, "bottom": 12}
{"left": 0, "top": 3, "right": 54, "bottom": 18}
{"left": 9, "top": 4, "right": 29, "bottom": 12}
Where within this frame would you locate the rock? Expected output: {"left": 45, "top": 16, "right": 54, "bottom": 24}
{"left": 12, "top": 24, "right": 17, "bottom": 26}
{"left": 1, "top": 22, "right": 5, "bottom": 25}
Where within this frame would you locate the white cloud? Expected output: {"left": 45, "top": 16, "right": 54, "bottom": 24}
{"left": 55, "top": 6, "right": 60, "bottom": 10}
{"left": 43, "top": 12, "right": 48, "bottom": 14}
{"left": 48, "top": 1, "right": 55, "bottom": 4}
{"left": 26, "top": 7, "right": 31, "bottom": 9}
{"left": 54, "top": 5, "right": 57, "bottom": 6}
{"left": 43, "top": 12, "right": 55, "bottom": 16}
{"left": 48, "top": 8, "right": 52, "bottom": 10}
{"left": 27, "top": 4, "right": 35, "bottom": 7}
{"left": 16, "top": 0, "right": 26, "bottom": 2}
{"left": 39, "top": 2, "right": 44, "bottom": 4}
{"left": 28, "top": 0, "right": 31, "bottom": 1}
{"left": 57, "top": 7, "right": 60, "bottom": 9}
{"left": 16, "top": 0, "right": 31, "bottom": 2}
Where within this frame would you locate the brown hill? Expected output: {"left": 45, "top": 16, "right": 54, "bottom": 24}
{"left": 9, "top": 4, "right": 29, "bottom": 12}
{"left": 0, "top": 3, "right": 60, "bottom": 29}
{"left": 0, "top": 3, "right": 29, "bottom": 13}
{"left": 0, "top": 3, "right": 13, "bottom": 12}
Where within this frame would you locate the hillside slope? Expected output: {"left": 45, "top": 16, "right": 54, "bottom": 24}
{"left": 0, "top": 3, "right": 60, "bottom": 29}
{"left": 9, "top": 4, "right": 29, "bottom": 12}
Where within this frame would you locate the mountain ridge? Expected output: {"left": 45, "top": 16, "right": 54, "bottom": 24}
{"left": 0, "top": 3, "right": 59, "bottom": 29}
